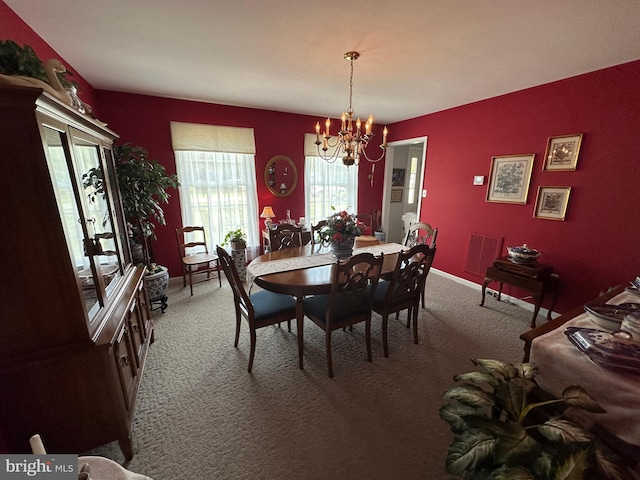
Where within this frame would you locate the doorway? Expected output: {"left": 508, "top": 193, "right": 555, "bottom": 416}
{"left": 380, "top": 137, "right": 427, "bottom": 244}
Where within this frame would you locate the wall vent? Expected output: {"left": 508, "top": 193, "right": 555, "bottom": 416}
{"left": 465, "top": 233, "right": 503, "bottom": 276}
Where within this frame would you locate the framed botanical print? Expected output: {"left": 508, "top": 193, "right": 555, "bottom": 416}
{"left": 543, "top": 134, "right": 583, "bottom": 171}
{"left": 534, "top": 186, "right": 571, "bottom": 220}
{"left": 486, "top": 154, "right": 535, "bottom": 204}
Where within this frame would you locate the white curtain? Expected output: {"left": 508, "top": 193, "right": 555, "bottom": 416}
{"left": 304, "top": 155, "right": 358, "bottom": 227}
{"left": 175, "top": 151, "right": 259, "bottom": 249}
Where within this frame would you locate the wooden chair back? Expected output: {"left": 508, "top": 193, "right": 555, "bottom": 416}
{"left": 269, "top": 224, "right": 303, "bottom": 250}
{"left": 310, "top": 220, "right": 327, "bottom": 245}
{"left": 326, "top": 252, "right": 383, "bottom": 328}
{"left": 176, "top": 226, "right": 209, "bottom": 257}
{"left": 175, "top": 226, "right": 220, "bottom": 295}
{"left": 385, "top": 244, "right": 436, "bottom": 306}
{"left": 216, "top": 246, "right": 254, "bottom": 320}
{"left": 404, "top": 222, "right": 436, "bottom": 248}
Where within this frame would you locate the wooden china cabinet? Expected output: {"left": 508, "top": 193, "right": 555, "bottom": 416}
{"left": 0, "top": 85, "right": 153, "bottom": 459}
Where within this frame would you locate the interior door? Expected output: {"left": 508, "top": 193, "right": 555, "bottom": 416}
{"left": 381, "top": 137, "right": 427, "bottom": 244}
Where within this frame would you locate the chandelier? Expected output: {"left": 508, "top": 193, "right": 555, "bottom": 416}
{"left": 314, "top": 52, "right": 388, "bottom": 167}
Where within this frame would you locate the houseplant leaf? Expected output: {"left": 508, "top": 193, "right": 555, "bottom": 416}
{"left": 494, "top": 377, "right": 535, "bottom": 421}
{"left": 445, "top": 430, "right": 495, "bottom": 475}
{"left": 561, "top": 385, "right": 606, "bottom": 413}
{"left": 537, "top": 419, "right": 593, "bottom": 444}
{"left": 493, "top": 422, "right": 541, "bottom": 465}
{"left": 439, "top": 403, "right": 486, "bottom": 433}
{"left": 443, "top": 384, "right": 494, "bottom": 408}
{"left": 553, "top": 449, "right": 591, "bottom": 480}
{"left": 473, "top": 358, "right": 519, "bottom": 379}
{"left": 454, "top": 371, "right": 501, "bottom": 387}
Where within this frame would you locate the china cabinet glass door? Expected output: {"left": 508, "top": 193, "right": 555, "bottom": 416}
{"left": 41, "top": 122, "right": 126, "bottom": 323}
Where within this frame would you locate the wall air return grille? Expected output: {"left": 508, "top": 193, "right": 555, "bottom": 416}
{"left": 465, "top": 233, "right": 503, "bottom": 276}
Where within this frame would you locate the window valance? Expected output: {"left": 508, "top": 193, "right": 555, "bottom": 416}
{"left": 170, "top": 121, "right": 256, "bottom": 154}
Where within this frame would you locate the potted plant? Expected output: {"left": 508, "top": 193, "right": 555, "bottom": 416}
{"left": 223, "top": 228, "right": 247, "bottom": 251}
{"left": 439, "top": 358, "right": 634, "bottom": 479}
{"left": 83, "top": 143, "right": 179, "bottom": 303}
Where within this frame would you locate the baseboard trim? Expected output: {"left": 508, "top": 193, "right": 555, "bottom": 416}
{"left": 431, "top": 268, "right": 557, "bottom": 319}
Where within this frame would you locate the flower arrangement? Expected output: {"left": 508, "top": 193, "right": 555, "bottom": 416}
{"left": 318, "top": 209, "right": 368, "bottom": 243}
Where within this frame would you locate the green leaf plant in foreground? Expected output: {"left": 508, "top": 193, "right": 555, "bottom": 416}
{"left": 439, "top": 358, "right": 637, "bottom": 480}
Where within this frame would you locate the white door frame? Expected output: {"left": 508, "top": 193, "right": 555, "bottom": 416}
{"left": 380, "top": 136, "right": 428, "bottom": 239}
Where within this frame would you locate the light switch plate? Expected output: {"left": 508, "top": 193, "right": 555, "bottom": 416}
{"left": 473, "top": 175, "right": 485, "bottom": 185}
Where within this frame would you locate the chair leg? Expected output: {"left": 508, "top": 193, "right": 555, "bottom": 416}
{"left": 287, "top": 320, "right": 291, "bottom": 332}
{"left": 412, "top": 305, "right": 419, "bottom": 344}
{"left": 406, "top": 308, "right": 411, "bottom": 328}
{"left": 326, "top": 330, "right": 333, "bottom": 378}
{"left": 234, "top": 312, "right": 241, "bottom": 347}
{"left": 188, "top": 268, "right": 194, "bottom": 296}
{"left": 382, "top": 313, "right": 390, "bottom": 358}
{"left": 182, "top": 269, "right": 186, "bottom": 288}
{"left": 248, "top": 327, "right": 257, "bottom": 372}
{"left": 421, "top": 288, "right": 426, "bottom": 309}
{"left": 217, "top": 259, "right": 222, "bottom": 287}
{"left": 365, "top": 319, "right": 372, "bottom": 362}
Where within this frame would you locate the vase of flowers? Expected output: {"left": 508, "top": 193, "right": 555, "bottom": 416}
{"left": 319, "top": 209, "right": 365, "bottom": 259}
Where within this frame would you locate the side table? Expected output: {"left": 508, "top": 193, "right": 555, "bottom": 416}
{"left": 480, "top": 256, "right": 559, "bottom": 328}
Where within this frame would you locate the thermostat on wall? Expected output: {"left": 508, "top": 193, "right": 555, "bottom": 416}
{"left": 473, "top": 175, "right": 485, "bottom": 185}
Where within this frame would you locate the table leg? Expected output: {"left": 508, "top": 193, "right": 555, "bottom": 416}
{"left": 480, "top": 277, "right": 491, "bottom": 306}
{"left": 531, "top": 292, "right": 543, "bottom": 329}
{"left": 296, "top": 295, "right": 304, "bottom": 369}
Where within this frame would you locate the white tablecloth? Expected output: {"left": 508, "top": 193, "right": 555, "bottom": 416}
{"left": 530, "top": 290, "right": 640, "bottom": 447}
{"left": 247, "top": 242, "right": 406, "bottom": 283}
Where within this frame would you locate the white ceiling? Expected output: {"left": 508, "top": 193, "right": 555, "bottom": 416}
{"left": 7, "top": 0, "right": 640, "bottom": 124}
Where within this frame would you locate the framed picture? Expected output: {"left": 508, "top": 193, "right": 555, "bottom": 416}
{"left": 534, "top": 186, "right": 571, "bottom": 221}
{"left": 486, "top": 154, "right": 535, "bottom": 204}
{"left": 543, "top": 133, "right": 583, "bottom": 171}
{"left": 390, "top": 188, "right": 403, "bottom": 202}
{"left": 392, "top": 168, "right": 405, "bottom": 186}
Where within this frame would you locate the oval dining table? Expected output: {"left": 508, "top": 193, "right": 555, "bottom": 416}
{"left": 247, "top": 242, "right": 405, "bottom": 369}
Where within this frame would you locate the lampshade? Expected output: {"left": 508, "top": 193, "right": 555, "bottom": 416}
{"left": 260, "top": 206, "right": 275, "bottom": 219}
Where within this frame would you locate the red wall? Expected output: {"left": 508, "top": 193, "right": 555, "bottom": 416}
{"left": 4, "top": 0, "right": 640, "bottom": 313}
{"left": 94, "top": 91, "right": 385, "bottom": 276}
{"left": 1, "top": 2, "right": 97, "bottom": 111}
{"left": 389, "top": 61, "right": 640, "bottom": 311}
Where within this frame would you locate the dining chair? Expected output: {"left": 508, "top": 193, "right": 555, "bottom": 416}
{"left": 302, "top": 252, "right": 384, "bottom": 378}
{"left": 269, "top": 224, "right": 303, "bottom": 250}
{"left": 175, "top": 226, "right": 221, "bottom": 295}
{"left": 371, "top": 244, "right": 436, "bottom": 356}
{"left": 216, "top": 246, "right": 297, "bottom": 372}
{"left": 404, "top": 223, "right": 438, "bottom": 307}
{"left": 310, "top": 220, "right": 328, "bottom": 245}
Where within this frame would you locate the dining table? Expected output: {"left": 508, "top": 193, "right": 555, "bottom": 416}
{"left": 247, "top": 242, "right": 407, "bottom": 369}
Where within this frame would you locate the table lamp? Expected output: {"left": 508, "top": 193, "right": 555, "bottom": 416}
{"left": 260, "top": 206, "right": 276, "bottom": 228}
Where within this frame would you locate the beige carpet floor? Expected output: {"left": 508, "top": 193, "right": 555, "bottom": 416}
{"left": 85, "top": 271, "right": 538, "bottom": 479}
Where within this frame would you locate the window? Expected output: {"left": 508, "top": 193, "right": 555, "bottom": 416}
{"left": 407, "top": 155, "right": 418, "bottom": 204}
{"left": 171, "top": 122, "right": 259, "bottom": 248}
{"left": 304, "top": 156, "right": 358, "bottom": 226}
{"left": 303, "top": 133, "right": 358, "bottom": 226}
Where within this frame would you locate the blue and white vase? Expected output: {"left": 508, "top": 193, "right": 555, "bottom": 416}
{"left": 144, "top": 265, "right": 169, "bottom": 300}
